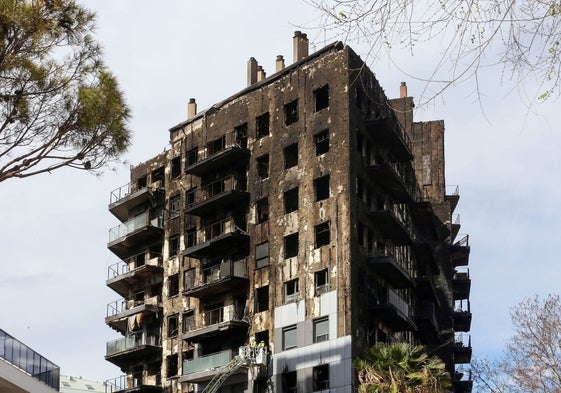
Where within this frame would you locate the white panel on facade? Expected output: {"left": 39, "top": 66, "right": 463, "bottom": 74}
{"left": 273, "top": 299, "right": 306, "bottom": 328}
{"left": 320, "top": 290, "right": 337, "bottom": 316}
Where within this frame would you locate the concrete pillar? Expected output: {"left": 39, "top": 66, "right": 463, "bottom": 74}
{"left": 187, "top": 98, "right": 197, "bottom": 119}
{"left": 247, "top": 57, "right": 258, "bottom": 86}
{"left": 276, "top": 55, "right": 285, "bottom": 72}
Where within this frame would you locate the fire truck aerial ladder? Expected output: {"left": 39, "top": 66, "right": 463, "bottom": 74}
{"left": 201, "top": 345, "right": 268, "bottom": 393}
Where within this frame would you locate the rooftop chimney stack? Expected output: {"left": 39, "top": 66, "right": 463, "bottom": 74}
{"left": 257, "top": 65, "right": 266, "bottom": 82}
{"left": 400, "top": 82, "right": 408, "bottom": 98}
{"left": 276, "top": 55, "right": 285, "bottom": 72}
{"left": 293, "top": 31, "right": 309, "bottom": 63}
{"left": 247, "top": 57, "right": 258, "bottom": 86}
{"left": 187, "top": 98, "right": 197, "bottom": 119}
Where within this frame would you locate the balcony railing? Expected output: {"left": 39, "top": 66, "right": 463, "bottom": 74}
{"left": 106, "top": 332, "right": 160, "bottom": 357}
{"left": 185, "top": 176, "right": 249, "bottom": 216}
{"left": 191, "top": 304, "right": 244, "bottom": 330}
{"left": 108, "top": 253, "right": 163, "bottom": 280}
{"left": 105, "top": 374, "right": 161, "bottom": 393}
{"left": 186, "top": 259, "right": 248, "bottom": 290}
{"left": 107, "top": 294, "right": 161, "bottom": 318}
{"left": 454, "top": 234, "right": 469, "bottom": 247}
{"left": 183, "top": 349, "right": 233, "bottom": 375}
{"left": 108, "top": 211, "right": 163, "bottom": 242}
{"left": 0, "top": 328, "right": 60, "bottom": 390}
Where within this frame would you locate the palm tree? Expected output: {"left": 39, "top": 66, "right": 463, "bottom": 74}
{"left": 353, "top": 342, "right": 452, "bottom": 393}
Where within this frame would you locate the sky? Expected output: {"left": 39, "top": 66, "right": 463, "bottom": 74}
{"left": 1, "top": 0, "right": 560, "bottom": 383}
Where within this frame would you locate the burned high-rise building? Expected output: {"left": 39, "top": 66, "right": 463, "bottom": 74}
{"left": 104, "top": 32, "right": 472, "bottom": 393}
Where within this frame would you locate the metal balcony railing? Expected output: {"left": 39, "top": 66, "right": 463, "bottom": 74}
{"left": 453, "top": 267, "right": 470, "bottom": 280}
{"left": 446, "top": 184, "right": 460, "bottom": 196}
{"left": 387, "top": 288, "right": 411, "bottom": 318}
{"left": 186, "top": 259, "right": 248, "bottom": 290}
{"left": 454, "top": 234, "right": 469, "bottom": 247}
{"left": 106, "top": 332, "right": 160, "bottom": 357}
{"left": 455, "top": 333, "right": 471, "bottom": 348}
{"left": 107, "top": 294, "right": 160, "bottom": 318}
{"left": 454, "top": 299, "right": 471, "bottom": 313}
{"left": 192, "top": 130, "right": 248, "bottom": 163}
{"left": 190, "top": 304, "right": 243, "bottom": 330}
{"left": 108, "top": 211, "right": 163, "bottom": 242}
{"left": 0, "top": 328, "right": 60, "bottom": 390}
{"left": 194, "top": 217, "right": 245, "bottom": 245}
{"left": 105, "top": 374, "right": 161, "bottom": 393}
{"left": 107, "top": 253, "right": 163, "bottom": 280}
{"left": 183, "top": 349, "right": 233, "bottom": 375}
{"left": 187, "top": 176, "right": 247, "bottom": 208}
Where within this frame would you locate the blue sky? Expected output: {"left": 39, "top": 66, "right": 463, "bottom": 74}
{"left": 1, "top": 0, "right": 560, "bottom": 382}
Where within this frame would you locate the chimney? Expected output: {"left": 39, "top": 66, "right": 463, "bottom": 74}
{"left": 257, "top": 66, "right": 266, "bottom": 82}
{"left": 293, "top": 31, "right": 309, "bottom": 63}
{"left": 247, "top": 57, "right": 258, "bottom": 86}
{"left": 400, "top": 82, "right": 408, "bottom": 98}
{"left": 276, "top": 55, "right": 285, "bottom": 72}
{"left": 187, "top": 98, "right": 197, "bottom": 119}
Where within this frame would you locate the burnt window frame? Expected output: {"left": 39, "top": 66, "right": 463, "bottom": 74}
{"left": 168, "top": 234, "right": 180, "bottom": 257}
{"left": 314, "top": 175, "right": 330, "bottom": 201}
{"left": 283, "top": 142, "right": 298, "bottom": 169}
{"left": 284, "top": 187, "right": 299, "bottom": 214}
{"left": 314, "top": 268, "right": 329, "bottom": 296}
{"left": 314, "top": 129, "right": 330, "bottom": 156}
{"left": 256, "top": 154, "right": 269, "bottom": 180}
{"left": 314, "top": 84, "right": 329, "bottom": 111}
{"left": 284, "top": 278, "right": 299, "bottom": 304}
{"left": 256, "top": 198, "right": 269, "bottom": 224}
{"left": 256, "top": 112, "right": 270, "bottom": 138}
{"left": 255, "top": 285, "right": 269, "bottom": 312}
{"left": 315, "top": 221, "right": 330, "bottom": 248}
{"left": 168, "top": 273, "right": 179, "bottom": 297}
{"left": 167, "top": 313, "right": 179, "bottom": 337}
{"left": 284, "top": 232, "right": 299, "bottom": 258}
{"left": 186, "top": 147, "right": 198, "bottom": 166}
{"left": 284, "top": 99, "right": 299, "bottom": 125}
{"left": 255, "top": 241, "right": 269, "bottom": 268}
{"left": 169, "top": 194, "right": 181, "bottom": 219}
{"left": 166, "top": 354, "right": 178, "bottom": 377}
{"left": 171, "top": 156, "right": 181, "bottom": 178}
{"left": 182, "top": 309, "right": 195, "bottom": 333}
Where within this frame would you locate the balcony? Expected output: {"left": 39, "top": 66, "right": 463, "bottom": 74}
{"left": 454, "top": 300, "right": 472, "bottom": 333}
{"left": 367, "top": 248, "right": 414, "bottom": 288}
{"left": 365, "top": 116, "right": 413, "bottom": 162}
{"left": 105, "top": 375, "right": 162, "bottom": 393}
{"left": 185, "top": 131, "right": 250, "bottom": 176}
{"left": 451, "top": 234, "right": 470, "bottom": 267}
{"left": 451, "top": 214, "right": 461, "bottom": 242}
{"left": 366, "top": 162, "right": 418, "bottom": 203}
{"left": 109, "top": 183, "right": 164, "bottom": 222}
{"left": 415, "top": 301, "right": 440, "bottom": 345}
{"left": 369, "top": 288, "right": 416, "bottom": 331}
{"left": 182, "top": 304, "right": 249, "bottom": 341}
{"left": 107, "top": 253, "right": 163, "bottom": 297}
{"left": 183, "top": 218, "right": 249, "bottom": 259}
{"left": 181, "top": 349, "right": 248, "bottom": 383}
{"left": 454, "top": 334, "right": 472, "bottom": 364}
{"left": 185, "top": 176, "right": 250, "bottom": 217}
{"left": 454, "top": 368, "right": 473, "bottom": 393}
{"left": 445, "top": 185, "right": 460, "bottom": 213}
{"left": 368, "top": 205, "right": 413, "bottom": 245}
{"left": 108, "top": 211, "right": 164, "bottom": 259}
{"left": 105, "top": 332, "right": 161, "bottom": 367}
{"left": 106, "top": 294, "right": 161, "bottom": 333}
{"left": 453, "top": 268, "right": 471, "bottom": 300}
{"left": 0, "top": 328, "right": 60, "bottom": 390}
{"left": 183, "top": 258, "right": 249, "bottom": 298}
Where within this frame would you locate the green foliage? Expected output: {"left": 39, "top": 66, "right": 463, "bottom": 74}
{"left": 353, "top": 343, "right": 451, "bottom": 393}
{"left": 0, "top": 0, "right": 131, "bottom": 182}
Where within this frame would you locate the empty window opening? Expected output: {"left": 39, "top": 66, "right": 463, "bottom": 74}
{"left": 168, "top": 274, "right": 179, "bottom": 297}
{"left": 314, "top": 317, "right": 329, "bottom": 343}
{"left": 314, "top": 129, "right": 329, "bottom": 155}
{"left": 357, "top": 223, "right": 365, "bottom": 247}
{"left": 151, "top": 167, "right": 164, "bottom": 186}
{"left": 185, "top": 227, "right": 196, "bottom": 248}
{"left": 284, "top": 233, "right": 299, "bottom": 258}
{"left": 255, "top": 285, "right": 269, "bottom": 312}
{"left": 313, "top": 364, "right": 330, "bottom": 391}
{"left": 207, "top": 136, "right": 225, "bottom": 155}
{"left": 185, "top": 188, "right": 196, "bottom": 207}
{"left": 169, "top": 195, "right": 181, "bottom": 219}
{"left": 182, "top": 310, "right": 195, "bottom": 333}
{"left": 171, "top": 156, "right": 181, "bottom": 178}
{"left": 284, "top": 187, "right": 299, "bottom": 214}
{"left": 314, "top": 84, "right": 329, "bottom": 111}
{"left": 256, "top": 154, "right": 269, "bottom": 179}
{"left": 285, "top": 279, "right": 299, "bottom": 304}
{"left": 255, "top": 330, "right": 269, "bottom": 350}
{"left": 284, "top": 143, "right": 298, "bottom": 169}
{"left": 256, "top": 112, "right": 270, "bottom": 138}
{"left": 256, "top": 241, "right": 269, "bottom": 268}
{"left": 282, "top": 326, "right": 297, "bottom": 351}
{"left": 168, "top": 314, "right": 179, "bottom": 337}
{"left": 315, "top": 221, "right": 330, "bottom": 248}
{"left": 284, "top": 99, "right": 299, "bottom": 125}
{"left": 235, "top": 123, "right": 248, "bottom": 148}
{"left": 136, "top": 176, "right": 147, "bottom": 189}
{"left": 169, "top": 235, "right": 179, "bottom": 257}
{"left": 314, "top": 175, "right": 330, "bottom": 201}
{"left": 315, "top": 268, "right": 329, "bottom": 296}
{"left": 183, "top": 268, "right": 195, "bottom": 291}
{"left": 166, "top": 354, "right": 178, "bottom": 377}
{"left": 186, "top": 147, "right": 198, "bottom": 166}
{"left": 256, "top": 198, "right": 269, "bottom": 223}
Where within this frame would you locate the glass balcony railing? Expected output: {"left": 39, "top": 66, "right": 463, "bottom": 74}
{"left": 0, "top": 328, "right": 60, "bottom": 390}
{"left": 183, "top": 349, "right": 233, "bottom": 375}
{"left": 106, "top": 332, "right": 160, "bottom": 357}
{"left": 108, "top": 211, "right": 163, "bottom": 242}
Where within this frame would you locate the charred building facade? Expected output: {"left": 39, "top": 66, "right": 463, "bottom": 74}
{"left": 104, "top": 32, "right": 472, "bottom": 393}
